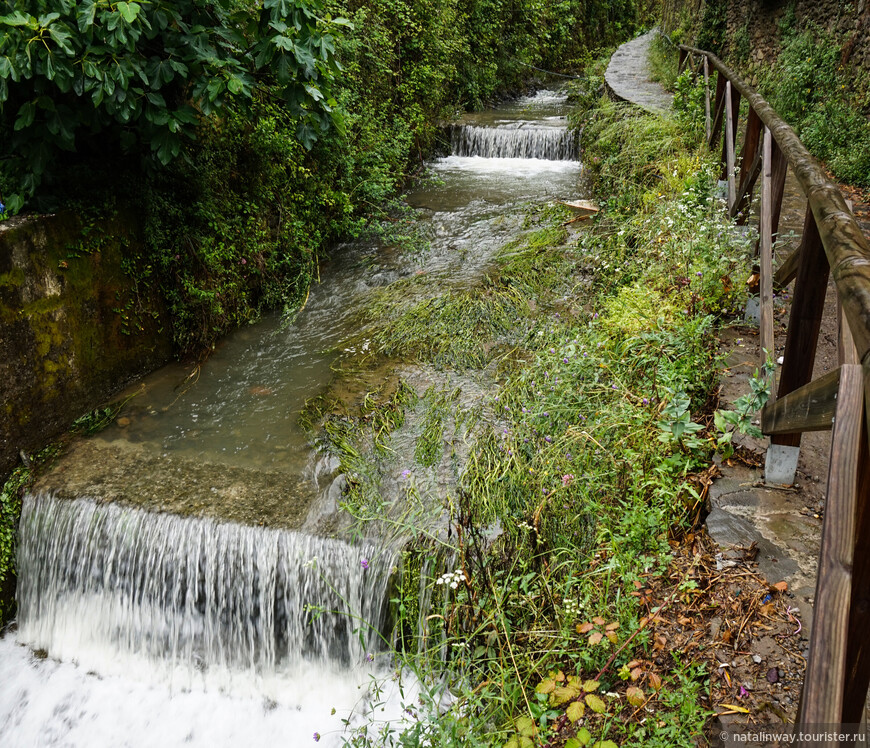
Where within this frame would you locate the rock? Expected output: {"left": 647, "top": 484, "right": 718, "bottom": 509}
{"left": 753, "top": 654, "right": 762, "bottom": 664}
{"left": 767, "top": 667, "right": 779, "bottom": 683}
{"left": 117, "top": 417, "right": 131, "bottom": 428}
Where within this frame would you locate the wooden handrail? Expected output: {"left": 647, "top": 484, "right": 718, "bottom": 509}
{"left": 677, "top": 43, "right": 870, "bottom": 739}
{"left": 679, "top": 45, "right": 870, "bottom": 366}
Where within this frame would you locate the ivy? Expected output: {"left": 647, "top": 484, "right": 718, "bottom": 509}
{"left": 0, "top": 0, "right": 350, "bottom": 212}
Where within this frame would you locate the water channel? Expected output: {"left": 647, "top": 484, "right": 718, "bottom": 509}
{"left": 0, "top": 89, "right": 583, "bottom": 746}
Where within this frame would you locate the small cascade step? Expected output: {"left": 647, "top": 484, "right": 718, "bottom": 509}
{"left": 17, "top": 493, "right": 395, "bottom": 676}
{"left": 449, "top": 123, "right": 577, "bottom": 161}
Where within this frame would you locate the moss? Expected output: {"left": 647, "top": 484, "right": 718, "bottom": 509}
{"left": 0, "top": 268, "right": 25, "bottom": 289}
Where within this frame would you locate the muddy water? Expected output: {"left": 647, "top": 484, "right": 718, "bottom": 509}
{"left": 0, "top": 89, "right": 583, "bottom": 747}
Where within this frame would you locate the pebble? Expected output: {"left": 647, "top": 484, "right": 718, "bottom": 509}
{"left": 752, "top": 654, "right": 762, "bottom": 664}
{"left": 767, "top": 667, "right": 779, "bottom": 683}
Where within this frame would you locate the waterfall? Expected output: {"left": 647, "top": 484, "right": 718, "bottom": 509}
{"left": 449, "top": 123, "right": 578, "bottom": 161}
{"left": 16, "top": 493, "right": 395, "bottom": 681}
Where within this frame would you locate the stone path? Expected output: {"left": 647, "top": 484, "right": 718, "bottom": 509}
{"left": 604, "top": 30, "right": 673, "bottom": 114}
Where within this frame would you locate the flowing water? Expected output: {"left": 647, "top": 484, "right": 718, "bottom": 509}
{"left": 0, "top": 89, "right": 583, "bottom": 746}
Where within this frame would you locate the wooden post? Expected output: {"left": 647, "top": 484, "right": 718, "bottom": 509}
{"left": 799, "top": 365, "right": 865, "bottom": 731}
{"left": 731, "top": 107, "right": 762, "bottom": 220}
{"left": 759, "top": 127, "right": 775, "bottom": 381}
{"left": 704, "top": 57, "right": 711, "bottom": 143}
{"left": 719, "top": 82, "right": 740, "bottom": 183}
{"left": 772, "top": 204, "right": 829, "bottom": 448}
{"left": 725, "top": 81, "right": 737, "bottom": 211}
{"left": 709, "top": 73, "right": 727, "bottom": 150}
{"left": 841, "top": 399, "right": 870, "bottom": 723}
{"left": 678, "top": 48, "right": 687, "bottom": 74}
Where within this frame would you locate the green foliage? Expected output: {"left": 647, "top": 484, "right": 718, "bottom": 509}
{"left": 758, "top": 23, "right": 870, "bottom": 187}
{"left": 0, "top": 445, "right": 59, "bottom": 624}
{"left": 696, "top": 0, "right": 726, "bottom": 55}
{"left": 141, "top": 101, "right": 352, "bottom": 352}
{"left": 0, "top": 0, "right": 349, "bottom": 212}
{"left": 647, "top": 31, "right": 679, "bottom": 91}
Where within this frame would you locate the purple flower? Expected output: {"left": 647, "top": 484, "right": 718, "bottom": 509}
{"left": 366, "top": 653, "right": 375, "bottom": 662}
{"left": 401, "top": 469, "right": 411, "bottom": 479}
{"left": 642, "top": 397, "right": 649, "bottom": 405}
{"left": 545, "top": 436, "right": 552, "bottom": 442}
{"left": 313, "top": 734, "right": 320, "bottom": 743}
{"left": 549, "top": 348, "right": 555, "bottom": 354}
{"left": 360, "top": 558, "right": 369, "bottom": 570}
{"left": 563, "top": 358, "right": 569, "bottom": 363}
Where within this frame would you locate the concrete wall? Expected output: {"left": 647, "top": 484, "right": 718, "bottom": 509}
{"left": 0, "top": 212, "right": 173, "bottom": 475}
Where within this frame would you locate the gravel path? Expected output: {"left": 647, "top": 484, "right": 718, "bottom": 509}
{"left": 605, "top": 30, "right": 673, "bottom": 114}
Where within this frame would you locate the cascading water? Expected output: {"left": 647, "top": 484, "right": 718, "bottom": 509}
{"left": 16, "top": 494, "right": 393, "bottom": 676}
{"left": 449, "top": 123, "right": 577, "bottom": 160}
{"left": 1, "top": 89, "right": 582, "bottom": 746}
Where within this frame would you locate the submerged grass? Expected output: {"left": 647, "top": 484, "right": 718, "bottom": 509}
{"left": 310, "top": 87, "right": 754, "bottom": 747}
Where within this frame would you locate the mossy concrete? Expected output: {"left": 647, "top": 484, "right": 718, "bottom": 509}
{"left": 0, "top": 212, "right": 173, "bottom": 475}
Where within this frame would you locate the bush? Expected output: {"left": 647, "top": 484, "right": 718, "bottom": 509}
{"left": 0, "top": 0, "right": 348, "bottom": 212}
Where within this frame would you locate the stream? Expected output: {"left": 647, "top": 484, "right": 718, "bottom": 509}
{"left": 0, "top": 89, "right": 583, "bottom": 746}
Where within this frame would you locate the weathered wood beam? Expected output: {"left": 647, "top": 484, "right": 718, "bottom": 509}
{"left": 773, "top": 244, "right": 800, "bottom": 289}
{"left": 709, "top": 73, "right": 726, "bottom": 150}
{"left": 842, "top": 400, "right": 870, "bottom": 722}
{"left": 798, "top": 364, "right": 864, "bottom": 732}
{"left": 772, "top": 205, "right": 829, "bottom": 448}
{"left": 704, "top": 57, "right": 711, "bottom": 143}
{"left": 759, "top": 127, "right": 775, "bottom": 377}
{"left": 761, "top": 366, "right": 840, "bottom": 435}
{"left": 730, "top": 107, "right": 762, "bottom": 220}
{"left": 725, "top": 81, "right": 737, "bottom": 210}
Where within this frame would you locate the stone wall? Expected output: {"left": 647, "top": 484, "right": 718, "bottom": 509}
{"left": 663, "top": 0, "right": 870, "bottom": 76}
{"left": 0, "top": 212, "right": 173, "bottom": 475}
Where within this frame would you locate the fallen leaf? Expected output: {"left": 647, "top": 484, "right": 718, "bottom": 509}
{"left": 605, "top": 622, "right": 619, "bottom": 631}
{"left": 582, "top": 679, "right": 600, "bottom": 692}
{"left": 593, "top": 616, "right": 606, "bottom": 625}
{"left": 606, "top": 631, "right": 618, "bottom": 644}
{"left": 626, "top": 685, "right": 645, "bottom": 707}
{"left": 630, "top": 667, "right": 643, "bottom": 681}
{"left": 577, "top": 622, "right": 595, "bottom": 634}
{"left": 627, "top": 660, "right": 641, "bottom": 669}
{"left": 648, "top": 672, "right": 663, "bottom": 691}
{"left": 773, "top": 581, "right": 788, "bottom": 593}
{"left": 588, "top": 631, "right": 603, "bottom": 646}
{"left": 720, "top": 703, "right": 750, "bottom": 714}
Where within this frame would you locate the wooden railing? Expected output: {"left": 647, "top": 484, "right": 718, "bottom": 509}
{"left": 678, "top": 45, "right": 870, "bottom": 738}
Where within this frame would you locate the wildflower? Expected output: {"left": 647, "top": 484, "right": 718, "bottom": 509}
{"left": 642, "top": 398, "right": 649, "bottom": 405}
{"left": 563, "top": 358, "right": 569, "bottom": 363}
{"left": 241, "top": 258, "right": 247, "bottom": 265}
{"left": 313, "top": 733, "right": 320, "bottom": 743}
{"left": 562, "top": 474, "right": 573, "bottom": 486}
{"left": 401, "top": 470, "right": 411, "bottom": 479}
{"left": 545, "top": 436, "right": 552, "bottom": 442}
{"left": 360, "top": 558, "right": 369, "bottom": 570}
{"left": 549, "top": 348, "right": 555, "bottom": 354}
{"left": 366, "top": 653, "right": 375, "bottom": 662}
